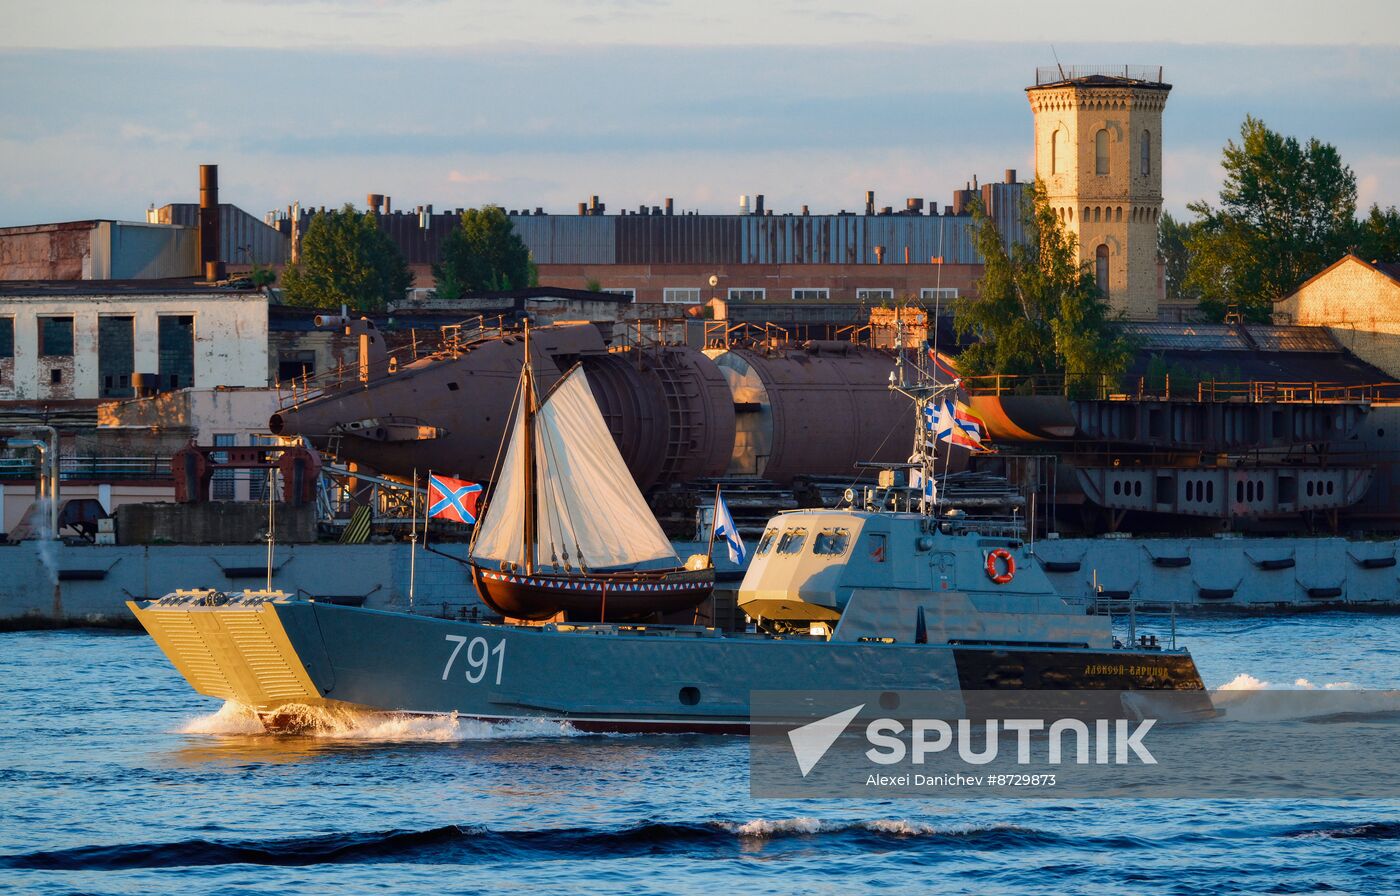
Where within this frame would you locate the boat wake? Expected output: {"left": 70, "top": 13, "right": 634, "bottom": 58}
{"left": 1211, "top": 673, "right": 1399, "bottom": 723}
{"left": 177, "top": 701, "right": 587, "bottom": 742}
{"left": 0, "top": 819, "right": 1066, "bottom": 870}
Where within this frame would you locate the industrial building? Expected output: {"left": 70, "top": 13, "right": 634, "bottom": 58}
{"left": 1275, "top": 254, "right": 1400, "bottom": 379}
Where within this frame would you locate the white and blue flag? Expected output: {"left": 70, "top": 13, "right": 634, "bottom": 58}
{"left": 714, "top": 491, "right": 747, "bottom": 565}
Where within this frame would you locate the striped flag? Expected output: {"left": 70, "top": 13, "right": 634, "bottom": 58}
{"left": 713, "top": 490, "right": 747, "bottom": 565}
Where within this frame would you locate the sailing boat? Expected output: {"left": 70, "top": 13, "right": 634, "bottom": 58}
{"left": 468, "top": 325, "right": 714, "bottom": 621}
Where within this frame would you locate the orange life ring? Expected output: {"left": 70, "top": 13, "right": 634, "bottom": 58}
{"left": 986, "top": 548, "right": 1015, "bottom": 584}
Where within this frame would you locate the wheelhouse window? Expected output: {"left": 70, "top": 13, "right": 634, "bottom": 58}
{"left": 776, "top": 528, "right": 808, "bottom": 555}
{"left": 756, "top": 527, "right": 779, "bottom": 555}
{"left": 813, "top": 528, "right": 851, "bottom": 556}
{"left": 866, "top": 532, "right": 887, "bottom": 563}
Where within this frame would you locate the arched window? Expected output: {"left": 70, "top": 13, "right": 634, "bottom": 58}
{"left": 1140, "top": 130, "right": 1151, "bottom": 176}
{"left": 1115, "top": 206, "right": 1122, "bottom": 222}
{"left": 1095, "top": 129, "right": 1109, "bottom": 175}
{"left": 1052, "top": 129, "right": 1066, "bottom": 174}
{"left": 1095, "top": 244, "right": 1109, "bottom": 297}
{"left": 1094, "top": 207, "right": 1101, "bottom": 222}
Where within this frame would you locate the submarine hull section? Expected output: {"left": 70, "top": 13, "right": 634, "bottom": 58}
{"left": 270, "top": 325, "right": 734, "bottom": 489}
{"left": 710, "top": 342, "right": 961, "bottom": 483}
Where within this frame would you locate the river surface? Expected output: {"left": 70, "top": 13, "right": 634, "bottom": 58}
{"left": 1, "top": 613, "right": 1397, "bottom": 895}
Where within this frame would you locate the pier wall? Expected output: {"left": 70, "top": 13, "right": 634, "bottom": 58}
{"left": 0, "top": 535, "right": 1394, "bottom": 626}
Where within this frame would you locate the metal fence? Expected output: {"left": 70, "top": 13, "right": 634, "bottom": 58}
{"left": 0, "top": 456, "right": 172, "bottom": 481}
{"left": 1034, "top": 65, "right": 1164, "bottom": 85}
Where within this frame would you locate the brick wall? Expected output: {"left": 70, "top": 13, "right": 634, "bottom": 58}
{"left": 1276, "top": 257, "right": 1400, "bottom": 378}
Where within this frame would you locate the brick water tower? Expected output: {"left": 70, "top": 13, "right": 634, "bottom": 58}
{"left": 1026, "top": 66, "right": 1171, "bottom": 320}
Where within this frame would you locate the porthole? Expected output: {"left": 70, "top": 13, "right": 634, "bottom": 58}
{"left": 447, "top": 382, "right": 460, "bottom": 392}
{"left": 1327, "top": 480, "right": 1335, "bottom": 496}
{"left": 1134, "top": 481, "right": 1143, "bottom": 497}
{"left": 879, "top": 691, "right": 901, "bottom": 711}
{"left": 679, "top": 687, "right": 701, "bottom": 706}
{"left": 1307, "top": 481, "right": 1315, "bottom": 497}
{"left": 1113, "top": 480, "right": 1122, "bottom": 495}
{"left": 1237, "top": 482, "right": 1245, "bottom": 503}
{"left": 1206, "top": 482, "right": 1215, "bottom": 502}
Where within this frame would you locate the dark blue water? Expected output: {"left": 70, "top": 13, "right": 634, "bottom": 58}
{"left": 1, "top": 614, "right": 1397, "bottom": 895}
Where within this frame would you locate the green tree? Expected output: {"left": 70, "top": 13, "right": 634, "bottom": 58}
{"left": 1185, "top": 116, "right": 1357, "bottom": 321}
{"left": 432, "top": 206, "right": 537, "bottom": 299}
{"left": 1356, "top": 203, "right": 1400, "bottom": 262}
{"left": 954, "top": 181, "right": 1133, "bottom": 393}
{"left": 1158, "top": 210, "right": 1199, "bottom": 302}
{"left": 281, "top": 204, "right": 410, "bottom": 311}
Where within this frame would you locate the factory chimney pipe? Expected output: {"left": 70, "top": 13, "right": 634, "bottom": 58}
{"left": 198, "top": 164, "right": 224, "bottom": 281}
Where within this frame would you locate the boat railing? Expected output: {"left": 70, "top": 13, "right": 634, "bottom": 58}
{"left": 960, "top": 372, "right": 1400, "bottom": 404}
{"left": 544, "top": 622, "right": 722, "bottom": 638}
{"left": 275, "top": 314, "right": 510, "bottom": 409}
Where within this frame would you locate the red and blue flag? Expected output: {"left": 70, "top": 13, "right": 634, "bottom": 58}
{"left": 428, "top": 474, "right": 482, "bottom": 524}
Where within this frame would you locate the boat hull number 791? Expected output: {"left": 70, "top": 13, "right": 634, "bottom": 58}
{"left": 441, "top": 635, "right": 506, "bottom": 684}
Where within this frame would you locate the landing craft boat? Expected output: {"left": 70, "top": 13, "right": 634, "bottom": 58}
{"left": 129, "top": 352, "right": 1208, "bottom": 734}
{"left": 466, "top": 325, "right": 713, "bottom": 621}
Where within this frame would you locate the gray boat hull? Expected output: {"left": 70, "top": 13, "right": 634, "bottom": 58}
{"left": 131, "top": 597, "right": 1205, "bottom": 733}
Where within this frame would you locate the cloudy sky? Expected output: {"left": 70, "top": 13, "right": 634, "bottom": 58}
{"left": 2, "top": 0, "right": 1398, "bottom": 227}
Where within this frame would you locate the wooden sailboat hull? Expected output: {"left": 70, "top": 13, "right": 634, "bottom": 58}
{"left": 471, "top": 564, "right": 714, "bottom": 621}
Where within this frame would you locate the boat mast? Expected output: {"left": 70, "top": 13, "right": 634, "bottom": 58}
{"left": 522, "top": 321, "right": 537, "bottom": 575}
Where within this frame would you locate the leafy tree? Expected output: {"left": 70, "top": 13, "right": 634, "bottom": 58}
{"left": 1356, "top": 203, "right": 1400, "bottom": 262}
{"left": 1158, "top": 210, "right": 1199, "bottom": 302}
{"left": 955, "top": 181, "right": 1133, "bottom": 393}
{"left": 1185, "top": 116, "right": 1357, "bottom": 321}
{"left": 432, "top": 206, "right": 537, "bottom": 299}
{"left": 281, "top": 204, "right": 410, "bottom": 311}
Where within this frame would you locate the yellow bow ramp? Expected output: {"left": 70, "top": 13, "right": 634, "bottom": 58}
{"left": 127, "top": 591, "right": 322, "bottom": 710}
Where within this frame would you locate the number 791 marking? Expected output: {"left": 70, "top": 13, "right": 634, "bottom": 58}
{"left": 442, "top": 635, "right": 506, "bottom": 685}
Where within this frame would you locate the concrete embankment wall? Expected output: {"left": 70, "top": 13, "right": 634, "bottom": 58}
{"left": 1035, "top": 536, "right": 1400, "bottom": 608}
{"left": 0, "top": 541, "right": 485, "bottom": 626}
{"left": 0, "top": 535, "right": 1394, "bottom": 627}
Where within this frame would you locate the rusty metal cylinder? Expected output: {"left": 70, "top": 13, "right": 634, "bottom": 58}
{"left": 198, "top": 164, "right": 224, "bottom": 280}
{"left": 708, "top": 343, "right": 914, "bottom": 483}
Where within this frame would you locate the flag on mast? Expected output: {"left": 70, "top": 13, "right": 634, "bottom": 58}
{"left": 713, "top": 490, "right": 747, "bottom": 565}
{"left": 428, "top": 474, "right": 483, "bottom": 524}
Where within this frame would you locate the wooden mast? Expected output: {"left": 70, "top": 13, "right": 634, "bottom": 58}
{"left": 522, "top": 321, "right": 537, "bottom": 575}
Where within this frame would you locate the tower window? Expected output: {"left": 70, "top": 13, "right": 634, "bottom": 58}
{"left": 1095, "top": 244, "right": 1110, "bottom": 298}
{"left": 1140, "top": 130, "right": 1151, "bottom": 176}
{"left": 1052, "top": 129, "right": 1066, "bottom": 174}
{"left": 1095, "top": 129, "right": 1109, "bottom": 176}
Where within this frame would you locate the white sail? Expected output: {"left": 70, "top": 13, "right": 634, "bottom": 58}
{"left": 469, "top": 387, "right": 529, "bottom": 568}
{"left": 533, "top": 367, "right": 679, "bottom": 570}
{"left": 470, "top": 366, "right": 679, "bottom": 572}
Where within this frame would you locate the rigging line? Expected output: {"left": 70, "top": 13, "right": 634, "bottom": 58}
{"left": 837, "top": 393, "right": 916, "bottom": 499}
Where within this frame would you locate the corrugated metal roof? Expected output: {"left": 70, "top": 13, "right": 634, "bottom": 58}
{"left": 160, "top": 204, "right": 289, "bottom": 265}
{"left": 1247, "top": 326, "right": 1340, "bottom": 353}
{"left": 1122, "top": 323, "right": 1252, "bottom": 351}
{"left": 1123, "top": 323, "right": 1345, "bottom": 354}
